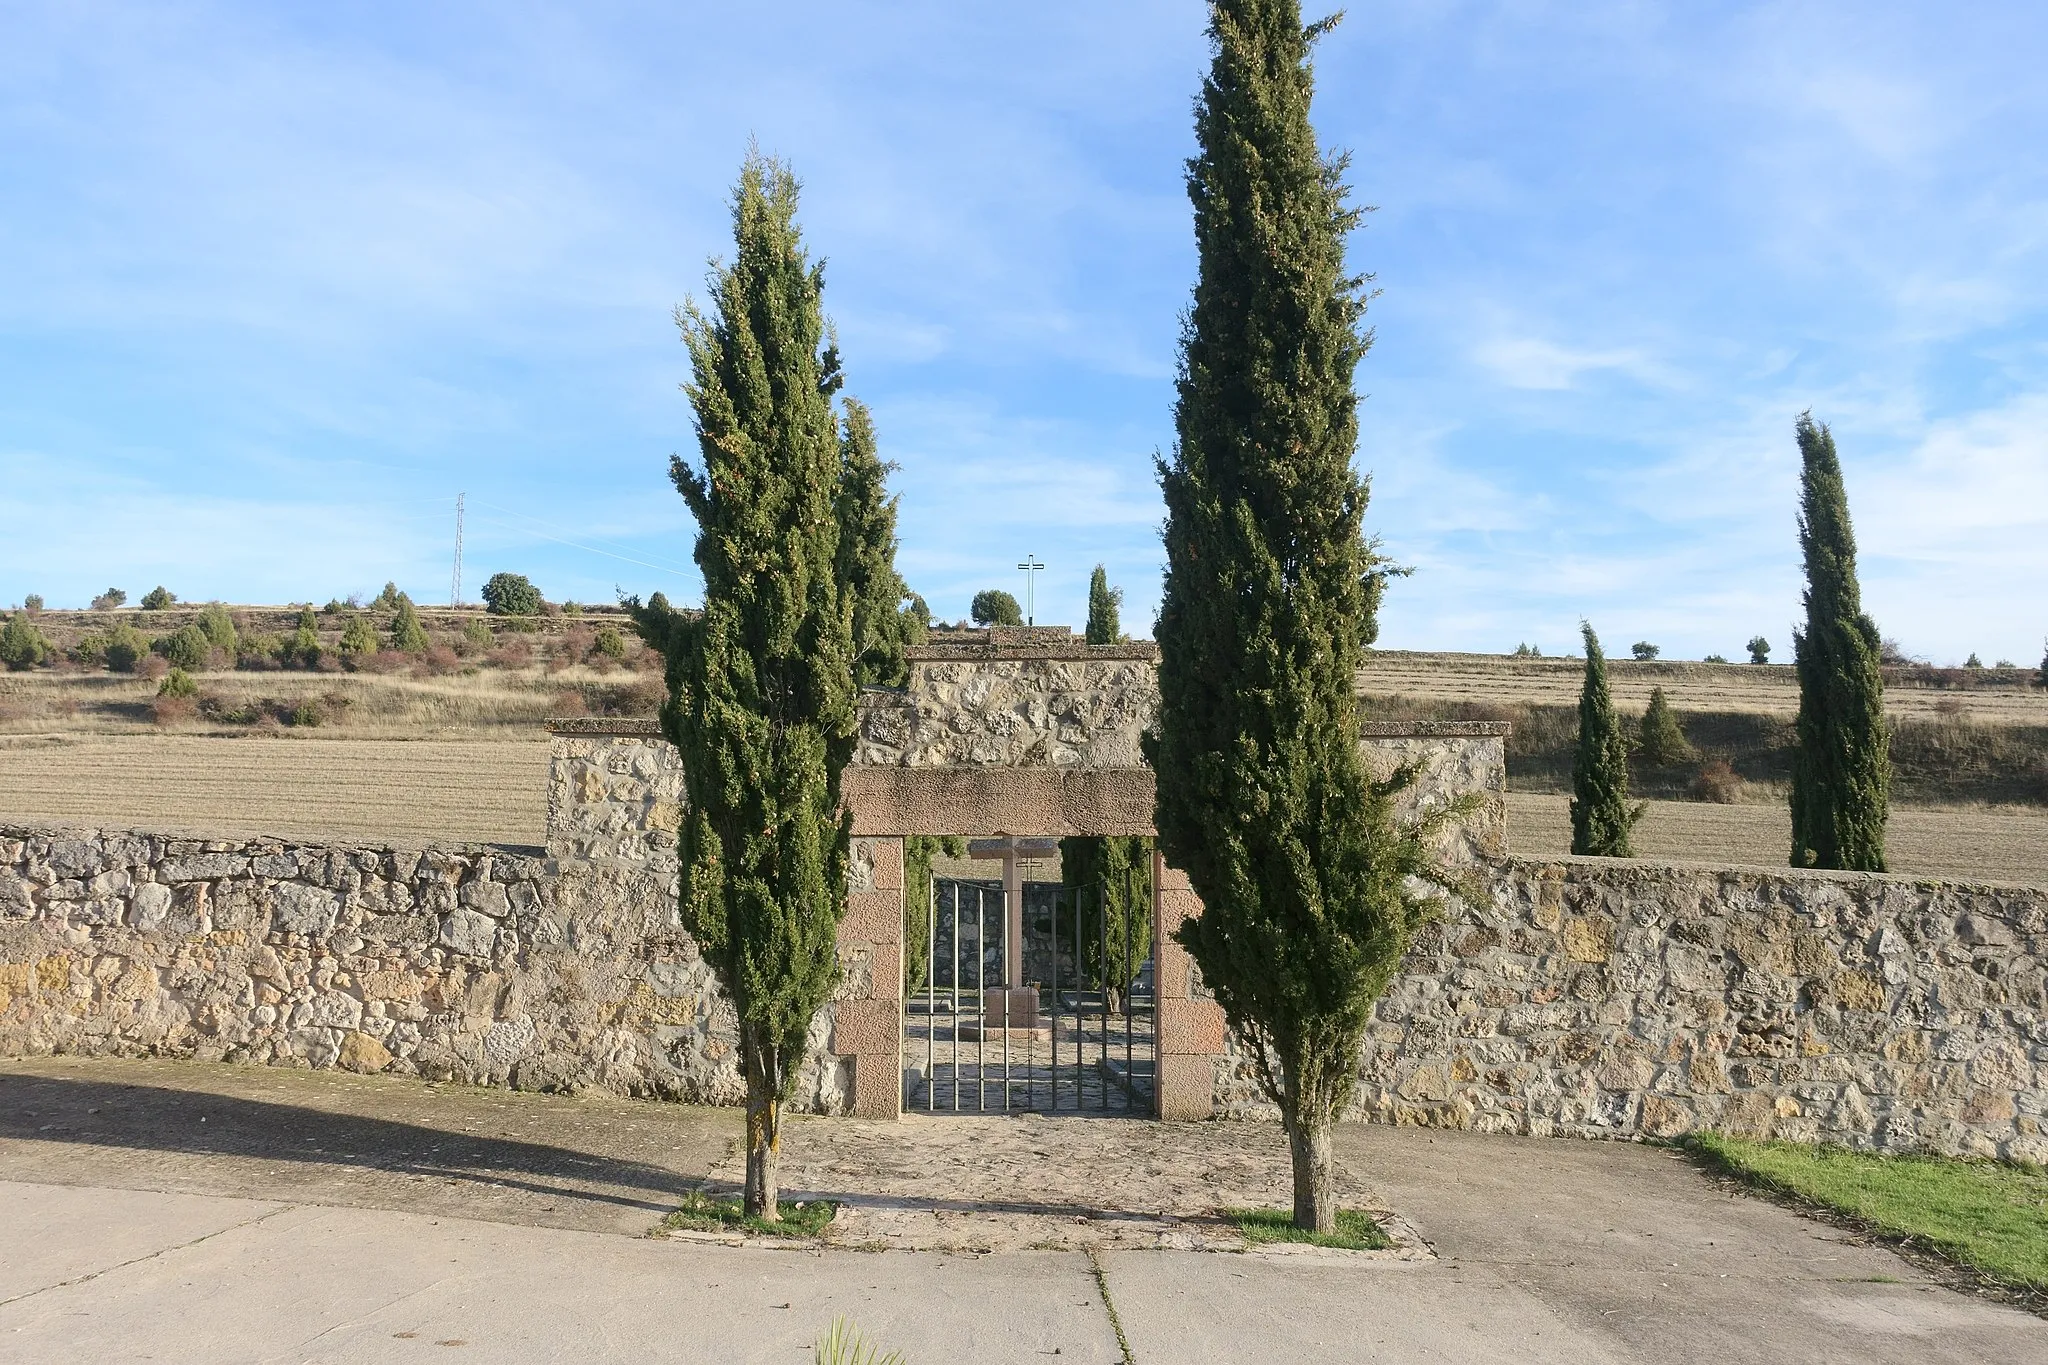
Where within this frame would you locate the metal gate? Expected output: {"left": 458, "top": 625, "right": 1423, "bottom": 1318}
{"left": 903, "top": 877, "right": 1155, "bottom": 1114}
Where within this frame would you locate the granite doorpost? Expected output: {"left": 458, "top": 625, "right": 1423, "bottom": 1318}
{"left": 833, "top": 835, "right": 905, "bottom": 1119}
{"left": 1153, "top": 850, "right": 1226, "bottom": 1120}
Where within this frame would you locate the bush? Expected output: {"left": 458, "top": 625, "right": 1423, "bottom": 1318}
{"left": 337, "top": 614, "right": 378, "bottom": 658}
{"left": 152, "top": 625, "right": 210, "bottom": 670}
{"left": 1636, "top": 687, "right": 1695, "bottom": 766}
{"left": 1512, "top": 642, "right": 1543, "bottom": 657}
{"left": 100, "top": 624, "right": 150, "bottom": 672}
{"left": 593, "top": 626, "right": 629, "bottom": 660}
{"left": 970, "top": 588, "right": 1023, "bottom": 627}
{"left": 482, "top": 572, "right": 543, "bottom": 617}
{"left": 1630, "top": 641, "right": 1660, "bottom": 660}
{"left": 1703, "top": 653, "right": 1729, "bottom": 664}
{"left": 550, "top": 689, "right": 590, "bottom": 718}
{"left": 1747, "top": 636, "right": 1771, "bottom": 665}
{"left": 288, "top": 701, "right": 323, "bottom": 728}
{"left": 138, "top": 654, "right": 169, "bottom": 682}
{"left": 140, "top": 586, "right": 176, "bottom": 611}
{"left": 22, "top": 594, "right": 42, "bottom": 615}
{"left": 372, "top": 581, "right": 403, "bottom": 610}
{"left": 157, "top": 668, "right": 198, "bottom": 698}
{"left": 421, "top": 644, "right": 461, "bottom": 674}
{"left": 196, "top": 603, "right": 239, "bottom": 655}
{"left": 236, "top": 632, "right": 283, "bottom": 668}
{"left": 485, "top": 638, "right": 533, "bottom": 669}
{"left": 285, "top": 607, "right": 322, "bottom": 667}
{"left": 389, "top": 595, "right": 429, "bottom": 653}
{"left": 91, "top": 588, "right": 127, "bottom": 610}
{"left": 150, "top": 694, "right": 197, "bottom": 725}
{"left": 198, "top": 692, "right": 265, "bottom": 725}
{"left": 1964, "top": 652, "right": 1984, "bottom": 669}
{"left": 0, "top": 612, "right": 52, "bottom": 670}
{"left": 1692, "top": 760, "right": 1744, "bottom": 804}
{"left": 460, "top": 618, "right": 494, "bottom": 654}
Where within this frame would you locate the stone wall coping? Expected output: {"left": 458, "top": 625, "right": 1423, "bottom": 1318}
{"left": 1501, "top": 851, "right": 2048, "bottom": 896}
{"left": 1358, "top": 720, "right": 1512, "bottom": 737}
{"left": 548, "top": 716, "right": 1513, "bottom": 745}
{"left": 0, "top": 820, "right": 543, "bottom": 860}
{"left": 904, "top": 642, "right": 1161, "bottom": 662}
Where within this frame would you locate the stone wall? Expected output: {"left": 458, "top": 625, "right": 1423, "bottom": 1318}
{"left": 1213, "top": 856, "right": 2048, "bottom": 1162}
{"left": 0, "top": 821, "right": 856, "bottom": 1112}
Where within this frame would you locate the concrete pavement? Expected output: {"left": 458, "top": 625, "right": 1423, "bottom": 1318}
{"left": 1, "top": 1057, "right": 2041, "bottom": 1362}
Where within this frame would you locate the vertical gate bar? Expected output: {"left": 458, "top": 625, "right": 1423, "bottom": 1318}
{"left": 1098, "top": 880, "right": 1109, "bottom": 1112}
{"left": 976, "top": 887, "right": 988, "bottom": 1113}
{"left": 950, "top": 881, "right": 961, "bottom": 1113}
{"left": 1124, "top": 867, "right": 1134, "bottom": 1110}
{"left": 1002, "top": 884, "right": 1011, "bottom": 1114}
{"left": 926, "top": 877, "right": 937, "bottom": 1113}
{"left": 1051, "top": 879, "right": 1060, "bottom": 1112}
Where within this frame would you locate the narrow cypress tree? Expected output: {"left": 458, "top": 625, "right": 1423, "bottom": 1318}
{"left": 837, "top": 397, "right": 923, "bottom": 688}
{"left": 636, "top": 152, "right": 857, "bottom": 1220}
{"left": 1057, "top": 833, "right": 1153, "bottom": 1011}
{"left": 389, "top": 594, "right": 429, "bottom": 654}
{"left": 1084, "top": 565, "right": 1123, "bottom": 645}
{"left": 1571, "top": 624, "right": 1643, "bottom": 856}
{"left": 1147, "top": 0, "right": 1463, "bottom": 1234}
{"left": 1789, "top": 413, "right": 1889, "bottom": 870}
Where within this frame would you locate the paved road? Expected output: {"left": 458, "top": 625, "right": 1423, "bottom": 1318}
{"left": 2, "top": 1058, "right": 2040, "bottom": 1362}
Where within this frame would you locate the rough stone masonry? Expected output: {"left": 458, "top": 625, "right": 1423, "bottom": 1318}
{"left": 4, "top": 631, "right": 2046, "bottom": 1162}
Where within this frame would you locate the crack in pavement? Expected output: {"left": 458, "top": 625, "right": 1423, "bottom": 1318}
{"left": 0, "top": 1202, "right": 299, "bottom": 1310}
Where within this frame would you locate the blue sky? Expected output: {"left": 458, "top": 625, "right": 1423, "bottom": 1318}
{"left": 3, "top": 2, "right": 2044, "bottom": 664}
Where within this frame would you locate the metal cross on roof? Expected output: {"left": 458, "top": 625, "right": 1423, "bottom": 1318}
{"left": 1016, "top": 555, "right": 1044, "bottom": 626}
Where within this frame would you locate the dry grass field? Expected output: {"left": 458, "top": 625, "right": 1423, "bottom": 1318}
{"left": 1506, "top": 793, "right": 2048, "bottom": 889}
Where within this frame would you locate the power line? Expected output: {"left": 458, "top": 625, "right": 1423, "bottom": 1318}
{"left": 468, "top": 515, "right": 695, "bottom": 580}
{"left": 468, "top": 497, "right": 698, "bottom": 576}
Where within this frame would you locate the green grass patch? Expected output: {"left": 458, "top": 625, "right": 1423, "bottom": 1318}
{"left": 1686, "top": 1133, "right": 2048, "bottom": 1290}
{"left": 663, "top": 1187, "right": 837, "bottom": 1239}
{"left": 1224, "top": 1207, "right": 1391, "bottom": 1251}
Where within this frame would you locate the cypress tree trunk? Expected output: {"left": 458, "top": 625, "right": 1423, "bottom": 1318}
{"left": 1789, "top": 413, "right": 1889, "bottom": 871}
{"left": 638, "top": 153, "right": 859, "bottom": 1221}
{"left": 1571, "top": 624, "right": 1643, "bottom": 856}
{"left": 1148, "top": 0, "right": 1456, "bottom": 1236}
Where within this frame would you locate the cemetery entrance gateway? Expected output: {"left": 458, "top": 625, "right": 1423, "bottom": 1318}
{"left": 903, "top": 869, "right": 1155, "bottom": 1115}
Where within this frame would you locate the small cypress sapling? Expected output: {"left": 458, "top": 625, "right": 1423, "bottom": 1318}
{"left": 0, "top": 612, "right": 52, "bottom": 670}
{"left": 1084, "top": 565, "right": 1123, "bottom": 645}
{"left": 1788, "top": 413, "right": 1889, "bottom": 873}
{"left": 1570, "top": 624, "right": 1644, "bottom": 856}
{"left": 1636, "top": 686, "right": 1695, "bottom": 767}
{"left": 389, "top": 595, "right": 430, "bottom": 653}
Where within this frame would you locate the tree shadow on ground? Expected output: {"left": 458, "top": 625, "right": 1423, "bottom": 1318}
{"left": 0, "top": 1073, "right": 708, "bottom": 1215}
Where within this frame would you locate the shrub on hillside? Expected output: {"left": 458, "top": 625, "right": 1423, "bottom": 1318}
{"left": 288, "top": 700, "right": 324, "bottom": 728}
{"left": 372, "top": 582, "right": 403, "bottom": 610}
{"left": 389, "top": 595, "right": 429, "bottom": 653}
{"left": 337, "top": 614, "right": 378, "bottom": 659}
{"left": 150, "top": 693, "right": 197, "bottom": 725}
{"left": 421, "top": 644, "right": 461, "bottom": 674}
{"left": 1703, "top": 653, "right": 1729, "bottom": 664}
{"left": 593, "top": 626, "right": 628, "bottom": 660}
{"left": 157, "top": 668, "right": 198, "bottom": 698}
{"left": 1636, "top": 687, "right": 1695, "bottom": 766}
{"left": 1512, "top": 642, "right": 1543, "bottom": 657}
{"left": 286, "top": 607, "right": 322, "bottom": 667}
{"left": 549, "top": 689, "right": 589, "bottom": 718}
{"left": 138, "top": 654, "right": 170, "bottom": 682}
{"left": 482, "top": 572, "right": 543, "bottom": 617}
{"left": 152, "top": 625, "right": 211, "bottom": 670}
{"left": 22, "top": 594, "right": 43, "bottom": 615}
{"left": 196, "top": 603, "right": 238, "bottom": 655}
{"left": 91, "top": 588, "right": 126, "bottom": 610}
{"left": 0, "top": 612, "right": 53, "bottom": 670}
{"left": 198, "top": 693, "right": 266, "bottom": 725}
{"left": 98, "top": 624, "right": 150, "bottom": 672}
{"left": 140, "top": 586, "right": 176, "bottom": 611}
{"left": 1630, "top": 641, "right": 1660, "bottom": 661}
{"left": 459, "top": 618, "right": 494, "bottom": 654}
{"left": 485, "top": 638, "right": 533, "bottom": 669}
{"left": 236, "top": 632, "right": 283, "bottom": 668}
{"left": 1692, "top": 760, "right": 1744, "bottom": 804}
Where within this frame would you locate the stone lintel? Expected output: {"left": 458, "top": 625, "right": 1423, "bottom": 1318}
{"left": 842, "top": 766, "right": 1158, "bottom": 838}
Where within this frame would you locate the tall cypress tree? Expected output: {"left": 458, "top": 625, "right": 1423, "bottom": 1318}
{"left": 837, "top": 397, "right": 923, "bottom": 688}
{"left": 1789, "top": 413, "right": 1889, "bottom": 871}
{"left": 1085, "top": 565, "right": 1123, "bottom": 645}
{"left": 1570, "top": 623, "right": 1644, "bottom": 856}
{"left": 636, "top": 153, "right": 857, "bottom": 1220}
{"left": 1147, "top": 0, "right": 1461, "bottom": 1234}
